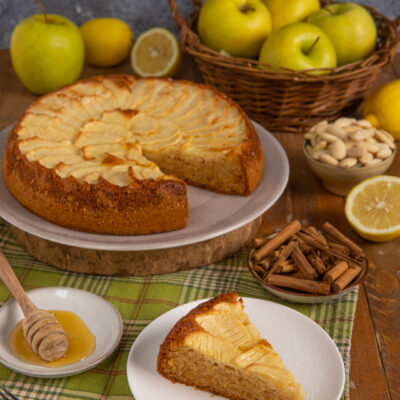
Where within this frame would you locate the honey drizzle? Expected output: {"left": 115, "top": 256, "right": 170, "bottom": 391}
{"left": 9, "top": 310, "right": 95, "bottom": 368}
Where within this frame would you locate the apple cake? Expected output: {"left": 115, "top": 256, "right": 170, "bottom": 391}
{"left": 2, "top": 75, "right": 263, "bottom": 235}
{"left": 157, "top": 292, "right": 305, "bottom": 400}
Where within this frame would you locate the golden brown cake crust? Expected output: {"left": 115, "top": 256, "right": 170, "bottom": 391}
{"left": 2, "top": 130, "right": 188, "bottom": 235}
{"left": 2, "top": 75, "right": 263, "bottom": 235}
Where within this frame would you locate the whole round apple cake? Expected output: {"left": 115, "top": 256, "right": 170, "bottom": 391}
{"left": 2, "top": 75, "right": 263, "bottom": 235}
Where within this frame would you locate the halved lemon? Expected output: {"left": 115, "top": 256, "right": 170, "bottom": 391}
{"left": 345, "top": 175, "right": 400, "bottom": 242}
{"left": 130, "top": 27, "right": 181, "bottom": 78}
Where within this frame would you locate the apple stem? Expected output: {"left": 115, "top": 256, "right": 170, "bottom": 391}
{"left": 239, "top": 4, "right": 255, "bottom": 14}
{"left": 36, "top": 0, "right": 48, "bottom": 23}
{"left": 326, "top": 8, "right": 334, "bottom": 16}
{"left": 304, "top": 36, "right": 320, "bottom": 56}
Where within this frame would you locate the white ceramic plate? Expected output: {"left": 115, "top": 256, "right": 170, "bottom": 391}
{"left": 0, "top": 287, "right": 123, "bottom": 378}
{"left": 0, "top": 122, "right": 289, "bottom": 251}
{"left": 126, "top": 297, "right": 345, "bottom": 400}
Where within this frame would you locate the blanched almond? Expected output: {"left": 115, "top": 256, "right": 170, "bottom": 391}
{"left": 339, "top": 157, "right": 357, "bottom": 168}
{"left": 359, "top": 152, "right": 373, "bottom": 165}
{"left": 347, "top": 145, "right": 366, "bottom": 158}
{"left": 376, "top": 148, "right": 392, "bottom": 159}
{"left": 330, "top": 139, "right": 346, "bottom": 160}
{"left": 319, "top": 153, "right": 339, "bottom": 166}
{"left": 334, "top": 117, "right": 356, "bottom": 128}
{"left": 365, "top": 136, "right": 375, "bottom": 143}
{"left": 375, "top": 130, "right": 395, "bottom": 149}
{"left": 320, "top": 132, "right": 339, "bottom": 143}
{"left": 364, "top": 158, "right": 382, "bottom": 166}
{"left": 312, "top": 150, "right": 329, "bottom": 160}
{"left": 326, "top": 124, "right": 348, "bottom": 140}
{"left": 357, "top": 119, "right": 373, "bottom": 128}
{"left": 345, "top": 140, "right": 358, "bottom": 150}
{"left": 378, "top": 129, "right": 395, "bottom": 141}
{"left": 315, "top": 120, "right": 329, "bottom": 135}
{"left": 350, "top": 129, "right": 371, "bottom": 141}
{"left": 304, "top": 132, "right": 314, "bottom": 141}
{"left": 312, "top": 140, "right": 328, "bottom": 152}
{"left": 343, "top": 125, "right": 360, "bottom": 134}
{"left": 362, "top": 142, "right": 380, "bottom": 153}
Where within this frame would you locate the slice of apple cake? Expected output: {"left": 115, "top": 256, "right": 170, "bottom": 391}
{"left": 157, "top": 291, "right": 305, "bottom": 400}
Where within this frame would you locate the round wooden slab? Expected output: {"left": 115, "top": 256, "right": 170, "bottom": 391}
{"left": 10, "top": 217, "right": 261, "bottom": 276}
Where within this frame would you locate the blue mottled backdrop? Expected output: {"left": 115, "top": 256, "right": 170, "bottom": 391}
{"left": 0, "top": 0, "right": 399, "bottom": 49}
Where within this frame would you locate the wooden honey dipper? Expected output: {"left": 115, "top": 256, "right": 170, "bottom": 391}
{"left": 0, "top": 251, "right": 68, "bottom": 361}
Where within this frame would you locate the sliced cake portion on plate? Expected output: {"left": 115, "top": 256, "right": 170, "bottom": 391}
{"left": 157, "top": 292, "right": 305, "bottom": 400}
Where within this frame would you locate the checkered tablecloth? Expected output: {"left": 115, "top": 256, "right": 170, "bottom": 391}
{"left": 0, "top": 219, "right": 357, "bottom": 400}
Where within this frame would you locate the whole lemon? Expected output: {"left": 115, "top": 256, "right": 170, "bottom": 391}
{"left": 80, "top": 18, "right": 133, "bottom": 67}
{"left": 363, "top": 79, "right": 400, "bottom": 140}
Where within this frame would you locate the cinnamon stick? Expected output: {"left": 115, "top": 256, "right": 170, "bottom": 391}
{"left": 252, "top": 264, "right": 266, "bottom": 276}
{"left": 324, "top": 261, "right": 349, "bottom": 283}
{"left": 291, "top": 245, "right": 318, "bottom": 280}
{"left": 307, "top": 253, "right": 326, "bottom": 275}
{"left": 296, "top": 238, "right": 313, "bottom": 253}
{"left": 279, "top": 263, "right": 296, "bottom": 274}
{"left": 328, "top": 242, "right": 350, "bottom": 256}
{"left": 332, "top": 266, "right": 362, "bottom": 293}
{"left": 274, "top": 240, "right": 297, "bottom": 263}
{"left": 305, "top": 226, "right": 328, "bottom": 246}
{"left": 290, "top": 271, "right": 306, "bottom": 279}
{"left": 267, "top": 240, "right": 296, "bottom": 276}
{"left": 253, "top": 235, "right": 270, "bottom": 248}
{"left": 253, "top": 220, "right": 301, "bottom": 261}
{"left": 257, "top": 259, "right": 271, "bottom": 270}
{"left": 267, "top": 274, "right": 331, "bottom": 295}
{"left": 296, "top": 231, "right": 331, "bottom": 253}
{"left": 329, "top": 250, "right": 362, "bottom": 267}
{"left": 322, "top": 222, "right": 365, "bottom": 258}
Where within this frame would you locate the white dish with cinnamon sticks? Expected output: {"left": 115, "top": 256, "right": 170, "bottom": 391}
{"left": 247, "top": 220, "right": 368, "bottom": 303}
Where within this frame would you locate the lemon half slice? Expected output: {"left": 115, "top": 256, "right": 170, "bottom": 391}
{"left": 345, "top": 175, "right": 400, "bottom": 242}
{"left": 130, "top": 27, "right": 181, "bottom": 78}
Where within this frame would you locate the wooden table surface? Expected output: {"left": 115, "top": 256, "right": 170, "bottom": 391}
{"left": 0, "top": 49, "right": 399, "bottom": 400}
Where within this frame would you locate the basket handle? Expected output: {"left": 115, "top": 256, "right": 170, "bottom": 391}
{"left": 168, "top": 0, "right": 190, "bottom": 45}
{"left": 392, "top": 15, "right": 400, "bottom": 56}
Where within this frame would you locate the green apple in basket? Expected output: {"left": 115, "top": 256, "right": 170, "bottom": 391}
{"left": 258, "top": 22, "right": 337, "bottom": 74}
{"left": 197, "top": 0, "right": 272, "bottom": 59}
{"left": 307, "top": 3, "right": 377, "bottom": 66}
{"left": 262, "top": 0, "right": 320, "bottom": 32}
{"left": 10, "top": 3, "right": 85, "bottom": 95}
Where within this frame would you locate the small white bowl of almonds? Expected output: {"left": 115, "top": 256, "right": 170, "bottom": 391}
{"left": 304, "top": 117, "right": 396, "bottom": 196}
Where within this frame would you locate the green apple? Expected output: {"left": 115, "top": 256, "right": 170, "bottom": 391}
{"left": 307, "top": 3, "right": 377, "bottom": 66}
{"left": 262, "top": 0, "right": 320, "bottom": 31}
{"left": 198, "top": 0, "right": 271, "bottom": 59}
{"left": 258, "top": 22, "right": 337, "bottom": 74}
{"left": 10, "top": 14, "right": 85, "bottom": 95}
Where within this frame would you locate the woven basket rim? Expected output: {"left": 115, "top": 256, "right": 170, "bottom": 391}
{"left": 169, "top": 0, "right": 400, "bottom": 82}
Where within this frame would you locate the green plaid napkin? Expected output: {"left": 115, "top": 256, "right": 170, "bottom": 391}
{"left": 0, "top": 218, "right": 357, "bottom": 400}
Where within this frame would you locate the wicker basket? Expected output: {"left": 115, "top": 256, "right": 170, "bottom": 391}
{"left": 168, "top": 0, "right": 400, "bottom": 133}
